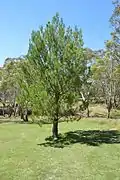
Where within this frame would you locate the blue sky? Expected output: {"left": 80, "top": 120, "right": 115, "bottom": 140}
{"left": 0, "top": 0, "right": 113, "bottom": 65}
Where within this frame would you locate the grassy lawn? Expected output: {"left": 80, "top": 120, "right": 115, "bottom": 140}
{"left": 0, "top": 118, "right": 120, "bottom": 180}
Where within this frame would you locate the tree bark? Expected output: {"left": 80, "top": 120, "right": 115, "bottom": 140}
{"left": 23, "top": 109, "right": 28, "bottom": 122}
{"left": 107, "top": 99, "right": 112, "bottom": 119}
{"left": 113, "top": 96, "right": 118, "bottom": 108}
{"left": 24, "top": 114, "right": 28, "bottom": 122}
{"left": 52, "top": 118, "right": 58, "bottom": 139}
{"left": 87, "top": 107, "right": 90, "bottom": 117}
{"left": 8, "top": 107, "right": 13, "bottom": 117}
{"left": 3, "top": 103, "right": 5, "bottom": 117}
{"left": 107, "top": 108, "right": 111, "bottom": 119}
{"left": 52, "top": 92, "right": 60, "bottom": 139}
{"left": 21, "top": 112, "right": 24, "bottom": 119}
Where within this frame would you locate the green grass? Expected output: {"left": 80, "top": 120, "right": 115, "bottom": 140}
{"left": 0, "top": 118, "right": 120, "bottom": 180}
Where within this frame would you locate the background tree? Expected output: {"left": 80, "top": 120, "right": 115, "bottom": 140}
{"left": 110, "top": 0, "right": 120, "bottom": 45}
{"left": 0, "top": 58, "right": 19, "bottom": 105}
{"left": 79, "top": 48, "right": 95, "bottom": 117}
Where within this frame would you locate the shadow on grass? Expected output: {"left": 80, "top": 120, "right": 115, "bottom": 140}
{"left": 38, "top": 130, "right": 120, "bottom": 148}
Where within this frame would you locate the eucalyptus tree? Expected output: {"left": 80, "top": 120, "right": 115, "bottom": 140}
{"left": 0, "top": 58, "right": 21, "bottom": 106}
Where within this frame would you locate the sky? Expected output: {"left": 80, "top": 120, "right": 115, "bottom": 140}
{"left": 0, "top": 0, "right": 113, "bottom": 65}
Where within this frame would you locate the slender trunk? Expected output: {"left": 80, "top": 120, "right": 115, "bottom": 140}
{"left": 113, "top": 96, "right": 117, "bottom": 108}
{"left": 3, "top": 103, "right": 5, "bottom": 117}
{"left": 22, "top": 114, "right": 28, "bottom": 122}
{"left": 13, "top": 104, "right": 17, "bottom": 117}
{"left": 80, "top": 92, "right": 90, "bottom": 117}
{"left": 3, "top": 110, "right": 5, "bottom": 117}
{"left": 52, "top": 92, "right": 60, "bottom": 139}
{"left": 8, "top": 108, "right": 13, "bottom": 118}
{"left": 23, "top": 109, "right": 28, "bottom": 122}
{"left": 13, "top": 90, "right": 17, "bottom": 115}
{"left": 20, "top": 106, "right": 24, "bottom": 119}
{"left": 52, "top": 118, "right": 58, "bottom": 139}
{"left": 107, "top": 108, "right": 111, "bottom": 119}
{"left": 24, "top": 114, "right": 28, "bottom": 122}
{"left": 87, "top": 107, "right": 90, "bottom": 117}
{"left": 83, "top": 101, "right": 89, "bottom": 117}
{"left": 107, "top": 99, "right": 112, "bottom": 119}
{"left": 21, "top": 112, "right": 24, "bottom": 119}
{"left": 14, "top": 109, "right": 16, "bottom": 117}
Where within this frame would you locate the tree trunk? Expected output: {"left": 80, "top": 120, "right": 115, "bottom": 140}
{"left": 52, "top": 92, "right": 60, "bottom": 139}
{"left": 21, "top": 112, "right": 24, "bottom": 119}
{"left": 106, "top": 97, "right": 112, "bottom": 119}
{"left": 113, "top": 96, "right": 118, "bottom": 108}
{"left": 107, "top": 104, "right": 112, "bottom": 119}
{"left": 8, "top": 108, "right": 13, "bottom": 118}
{"left": 23, "top": 110, "right": 28, "bottom": 122}
{"left": 52, "top": 118, "right": 58, "bottom": 139}
{"left": 87, "top": 107, "right": 90, "bottom": 117}
{"left": 13, "top": 90, "right": 17, "bottom": 116}
{"left": 3, "top": 103, "right": 5, "bottom": 117}
{"left": 107, "top": 108, "right": 111, "bottom": 119}
{"left": 24, "top": 114, "right": 28, "bottom": 122}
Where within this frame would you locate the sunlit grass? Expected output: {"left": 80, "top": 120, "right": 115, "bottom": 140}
{"left": 0, "top": 118, "right": 120, "bottom": 179}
